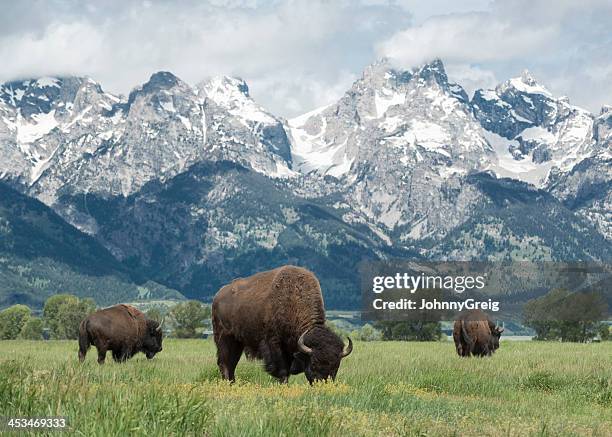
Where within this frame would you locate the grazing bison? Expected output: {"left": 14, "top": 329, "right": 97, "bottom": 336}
{"left": 212, "top": 265, "right": 353, "bottom": 384}
{"left": 78, "top": 304, "right": 163, "bottom": 364}
{"left": 453, "top": 309, "right": 503, "bottom": 357}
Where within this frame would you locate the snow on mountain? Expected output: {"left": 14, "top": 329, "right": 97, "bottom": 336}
{"left": 472, "top": 70, "right": 595, "bottom": 187}
{"left": 0, "top": 72, "right": 295, "bottom": 211}
{"left": 545, "top": 106, "right": 612, "bottom": 240}
{"left": 289, "top": 59, "right": 493, "bottom": 239}
{"left": 0, "top": 59, "right": 608, "bottom": 252}
{"left": 197, "top": 75, "right": 295, "bottom": 178}
{"left": 289, "top": 59, "right": 491, "bottom": 180}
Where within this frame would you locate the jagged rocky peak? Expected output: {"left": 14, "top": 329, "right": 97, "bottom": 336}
{"left": 289, "top": 56, "right": 490, "bottom": 192}
{"left": 197, "top": 75, "right": 281, "bottom": 128}
{"left": 0, "top": 76, "right": 109, "bottom": 119}
{"left": 594, "top": 104, "right": 612, "bottom": 146}
{"left": 320, "top": 58, "right": 469, "bottom": 126}
{"left": 413, "top": 58, "right": 448, "bottom": 85}
{"left": 199, "top": 75, "right": 250, "bottom": 100}
{"left": 498, "top": 69, "right": 553, "bottom": 97}
{"left": 125, "top": 71, "right": 195, "bottom": 112}
{"left": 357, "top": 58, "right": 461, "bottom": 96}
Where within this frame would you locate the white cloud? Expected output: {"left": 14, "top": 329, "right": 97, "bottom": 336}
{"left": 377, "top": 13, "right": 557, "bottom": 66}
{"left": 0, "top": 0, "right": 411, "bottom": 117}
{"left": 444, "top": 63, "right": 499, "bottom": 99}
{"left": 377, "top": 0, "right": 612, "bottom": 112}
{"left": 0, "top": 0, "right": 610, "bottom": 115}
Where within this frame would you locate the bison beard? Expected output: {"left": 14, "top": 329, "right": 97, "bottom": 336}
{"left": 78, "top": 304, "right": 163, "bottom": 364}
{"left": 212, "top": 265, "right": 352, "bottom": 384}
{"left": 453, "top": 309, "right": 503, "bottom": 357}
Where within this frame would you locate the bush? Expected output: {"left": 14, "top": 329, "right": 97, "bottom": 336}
{"left": 523, "top": 288, "right": 608, "bottom": 342}
{"left": 145, "top": 307, "right": 164, "bottom": 323}
{"left": 351, "top": 323, "right": 382, "bottom": 341}
{"left": 169, "top": 300, "right": 210, "bottom": 338}
{"left": 327, "top": 320, "right": 350, "bottom": 338}
{"left": 43, "top": 294, "right": 96, "bottom": 339}
{"left": 0, "top": 305, "right": 31, "bottom": 339}
{"left": 19, "top": 317, "right": 43, "bottom": 340}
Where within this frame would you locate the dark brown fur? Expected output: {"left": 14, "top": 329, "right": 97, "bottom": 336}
{"left": 453, "top": 309, "right": 503, "bottom": 357}
{"left": 78, "top": 304, "right": 163, "bottom": 364}
{"left": 212, "top": 265, "right": 351, "bottom": 383}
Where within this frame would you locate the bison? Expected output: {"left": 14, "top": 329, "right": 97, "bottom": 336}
{"left": 78, "top": 304, "right": 163, "bottom": 364}
{"left": 212, "top": 265, "right": 353, "bottom": 384}
{"left": 453, "top": 309, "right": 503, "bottom": 357}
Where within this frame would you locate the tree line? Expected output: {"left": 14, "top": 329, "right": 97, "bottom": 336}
{"left": 0, "top": 294, "right": 211, "bottom": 340}
{"left": 0, "top": 288, "right": 609, "bottom": 342}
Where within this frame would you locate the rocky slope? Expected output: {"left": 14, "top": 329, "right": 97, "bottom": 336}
{"left": 0, "top": 182, "right": 183, "bottom": 308}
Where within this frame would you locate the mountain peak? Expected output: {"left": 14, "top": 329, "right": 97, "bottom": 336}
{"left": 520, "top": 69, "right": 537, "bottom": 86}
{"left": 125, "top": 71, "right": 185, "bottom": 108}
{"left": 503, "top": 70, "right": 551, "bottom": 97}
{"left": 414, "top": 58, "right": 448, "bottom": 84}
{"left": 144, "top": 71, "right": 182, "bottom": 90}
{"left": 600, "top": 104, "right": 612, "bottom": 115}
{"left": 360, "top": 58, "right": 450, "bottom": 91}
{"left": 199, "top": 75, "right": 251, "bottom": 105}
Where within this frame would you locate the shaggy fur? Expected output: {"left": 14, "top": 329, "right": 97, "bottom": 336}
{"left": 78, "top": 304, "right": 163, "bottom": 364}
{"left": 453, "top": 309, "right": 503, "bottom": 357}
{"left": 212, "top": 265, "right": 351, "bottom": 383}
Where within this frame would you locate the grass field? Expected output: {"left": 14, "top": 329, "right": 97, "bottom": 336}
{"left": 0, "top": 340, "right": 611, "bottom": 436}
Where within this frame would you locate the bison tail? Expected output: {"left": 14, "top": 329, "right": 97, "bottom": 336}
{"left": 78, "top": 319, "right": 91, "bottom": 362}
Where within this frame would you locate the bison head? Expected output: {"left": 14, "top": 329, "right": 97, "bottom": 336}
{"left": 291, "top": 326, "right": 352, "bottom": 384}
{"left": 143, "top": 319, "right": 163, "bottom": 359}
{"left": 490, "top": 326, "right": 504, "bottom": 351}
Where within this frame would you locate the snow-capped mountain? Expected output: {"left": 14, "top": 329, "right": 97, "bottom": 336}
{"left": 0, "top": 72, "right": 292, "bottom": 203}
{"left": 289, "top": 59, "right": 496, "bottom": 240}
{"left": 0, "top": 59, "right": 610, "bottom": 306}
{"left": 472, "top": 70, "right": 595, "bottom": 186}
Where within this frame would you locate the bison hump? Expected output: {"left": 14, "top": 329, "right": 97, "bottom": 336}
{"left": 118, "top": 304, "right": 144, "bottom": 319}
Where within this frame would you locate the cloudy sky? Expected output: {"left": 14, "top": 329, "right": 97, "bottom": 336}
{"left": 1, "top": 0, "right": 610, "bottom": 117}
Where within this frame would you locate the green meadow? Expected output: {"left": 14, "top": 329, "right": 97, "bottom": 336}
{"left": 0, "top": 340, "right": 610, "bottom": 436}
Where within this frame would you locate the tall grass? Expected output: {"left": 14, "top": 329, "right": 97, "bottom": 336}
{"left": 0, "top": 340, "right": 610, "bottom": 436}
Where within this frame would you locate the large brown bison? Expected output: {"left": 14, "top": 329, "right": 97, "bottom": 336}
{"left": 78, "top": 304, "right": 163, "bottom": 364}
{"left": 212, "top": 265, "right": 353, "bottom": 384}
{"left": 453, "top": 309, "right": 504, "bottom": 357}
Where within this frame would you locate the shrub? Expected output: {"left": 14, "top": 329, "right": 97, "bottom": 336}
{"left": 351, "top": 323, "right": 382, "bottom": 341}
{"left": 43, "top": 294, "right": 96, "bottom": 339}
{"left": 0, "top": 305, "right": 31, "bottom": 339}
{"left": 19, "top": 317, "right": 43, "bottom": 340}
{"left": 169, "top": 300, "right": 210, "bottom": 338}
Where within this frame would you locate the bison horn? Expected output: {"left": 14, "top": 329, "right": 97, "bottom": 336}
{"left": 156, "top": 320, "right": 163, "bottom": 333}
{"left": 297, "top": 331, "right": 313, "bottom": 355}
{"left": 340, "top": 336, "right": 353, "bottom": 358}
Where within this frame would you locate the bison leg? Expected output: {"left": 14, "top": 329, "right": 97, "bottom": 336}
{"left": 452, "top": 331, "right": 463, "bottom": 357}
{"left": 96, "top": 344, "right": 108, "bottom": 364}
{"left": 78, "top": 334, "right": 90, "bottom": 363}
{"left": 215, "top": 335, "right": 243, "bottom": 382}
{"left": 260, "top": 339, "right": 290, "bottom": 383}
{"left": 112, "top": 349, "right": 127, "bottom": 363}
{"left": 461, "top": 338, "right": 472, "bottom": 357}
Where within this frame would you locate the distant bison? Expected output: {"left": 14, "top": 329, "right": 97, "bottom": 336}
{"left": 453, "top": 309, "right": 503, "bottom": 357}
{"left": 78, "top": 304, "right": 163, "bottom": 364}
{"left": 212, "top": 265, "right": 352, "bottom": 384}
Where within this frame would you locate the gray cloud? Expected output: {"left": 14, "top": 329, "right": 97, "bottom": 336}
{"left": 0, "top": 0, "right": 609, "bottom": 116}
